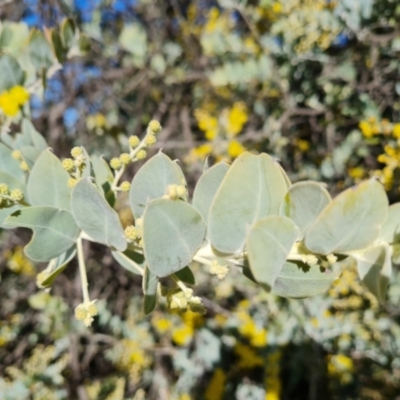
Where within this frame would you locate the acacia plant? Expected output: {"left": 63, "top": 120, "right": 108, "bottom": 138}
{"left": 0, "top": 117, "right": 397, "bottom": 326}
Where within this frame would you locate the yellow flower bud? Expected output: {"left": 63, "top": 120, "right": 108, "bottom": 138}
{"left": 11, "top": 150, "right": 22, "bottom": 160}
{"left": 71, "top": 147, "right": 83, "bottom": 158}
{"left": 74, "top": 304, "right": 87, "bottom": 321}
{"left": 124, "top": 225, "right": 140, "bottom": 242}
{"left": 166, "top": 184, "right": 178, "bottom": 199}
{"left": 74, "top": 300, "right": 98, "bottom": 327}
{"left": 188, "top": 296, "right": 206, "bottom": 315}
{"left": 68, "top": 178, "right": 77, "bottom": 188}
{"left": 327, "top": 254, "right": 338, "bottom": 265}
{"left": 110, "top": 157, "right": 122, "bottom": 169}
{"left": 120, "top": 181, "right": 131, "bottom": 192}
{"left": 62, "top": 158, "right": 75, "bottom": 172}
{"left": 136, "top": 149, "right": 147, "bottom": 160}
{"left": 145, "top": 134, "right": 156, "bottom": 146}
{"left": 128, "top": 135, "right": 140, "bottom": 148}
{"left": 20, "top": 161, "right": 29, "bottom": 171}
{"left": 210, "top": 260, "right": 229, "bottom": 279}
{"left": 10, "top": 189, "right": 23, "bottom": 202}
{"left": 74, "top": 158, "right": 83, "bottom": 168}
{"left": 9, "top": 86, "right": 29, "bottom": 106}
{"left": 119, "top": 153, "right": 131, "bottom": 165}
{"left": 135, "top": 218, "right": 143, "bottom": 228}
{"left": 86, "top": 302, "right": 98, "bottom": 317}
{"left": 148, "top": 120, "right": 162, "bottom": 134}
{"left": 176, "top": 185, "right": 187, "bottom": 198}
{"left": 0, "top": 183, "right": 9, "bottom": 195}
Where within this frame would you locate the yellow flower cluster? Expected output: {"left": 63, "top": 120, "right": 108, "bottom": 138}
{"left": 75, "top": 300, "right": 98, "bottom": 327}
{"left": 272, "top": 0, "right": 341, "bottom": 53}
{"left": 265, "top": 350, "right": 282, "bottom": 400}
{"left": 329, "top": 263, "right": 379, "bottom": 311}
{"left": 0, "top": 86, "right": 29, "bottom": 117}
{"left": 4, "top": 246, "right": 35, "bottom": 276}
{"left": 223, "top": 102, "right": 248, "bottom": 137}
{"left": 237, "top": 311, "right": 268, "bottom": 347}
{"left": 194, "top": 109, "right": 218, "bottom": 140}
{"left": 172, "top": 310, "right": 205, "bottom": 346}
{"left": 105, "top": 377, "right": 126, "bottom": 400}
{"left": 359, "top": 117, "right": 397, "bottom": 138}
{"left": 113, "top": 338, "right": 152, "bottom": 382}
{"left": 152, "top": 315, "right": 173, "bottom": 334}
{"left": 375, "top": 144, "right": 400, "bottom": 190}
{"left": 358, "top": 117, "right": 400, "bottom": 190}
{"left": 205, "top": 368, "right": 226, "bottom": 400}
{"left": 203, "top": 7, "right": 230, "bottom": 35}
{"left": 189, "top": 102, "right": 248, "bottom": 163}
{"left": 234, "top": 342, "right": 264, "bottom": 369}
{"left": 86, "top": 113, "right": 109, "bottom": 136}
{"left": 327, "top": 354, "right": 354, "bottom": 385}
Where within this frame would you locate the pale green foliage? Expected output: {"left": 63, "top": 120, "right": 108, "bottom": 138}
{"left": 0, "top": 124, "right": 397, "bottom": 318}
{"left": 4, "top": 206, "right": 80, "bottom": 262}
{"left": 247, "top": 216, "right": 299, "bottom": 291}
{"left": 142, "top": 198, "right": 206, "bottom": 277}
{"left": 71, "top": 178, "right": 126, "bottom": 251}
{"left": 0, "top": 16, "right": 397, "bottom": 315}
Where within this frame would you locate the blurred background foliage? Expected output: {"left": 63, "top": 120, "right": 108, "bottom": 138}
{"left": 1, "top": 0, "right": 400, "bottom": 399}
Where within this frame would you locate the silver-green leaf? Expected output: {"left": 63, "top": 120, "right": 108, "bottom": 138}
{"left": 352, "top": 243, "right": 392, "bottom": 303}
{"left": 280, "top": 181, "right": 331, "bottom": 239}
{"left": 130, "top": 152, "right": 186, "bottom": 218}
{"left": 27, "top": 149, "right": 71, "bottom": 209}
{"left": 4, "top": 206, "right": 80, "bottom": 262}
{"left": 143, "top": 199, "right": 206, "bottom": 277}
{"left": 192, "top": 161, "right": 229, "bottom": 224}
{"left": 208, "top": 152, "right": 288, "bottom": 254}
{"left": 71, "top": 178, "right": 127, "bottom": 251}
{"left": 305, "top": 179, "right": 388, "bottom": 255}
{"left": 247, "top": 215, "right": 299, "bottom": 291}
{"left": 272, "top": 261, "right": 337, "bottom": 299}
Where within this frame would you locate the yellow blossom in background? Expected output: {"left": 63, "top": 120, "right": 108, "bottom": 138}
{"left": 348, "top": 166, "right": 365, "bottom": 180}
{"left": 171, "top": 310, "right": 204, "bottom": 346}
{"left": 359, "top": 120, "right": 374, "bottom": 138}
{"left": 393, "top": 123, "right": 400, "bottom": 138}
{"left": 178, "top": 394, "right": 192, "bottom": 400}
{"left": 225, "top": 102, "right": 248, "bottom": 136}
{"left": 172, "top": 324, "right": 193, "bottom": 346}
{"left": 265, "top": 350, "right": 282, "bottom": 400}
{"left": 105, "top": 377, "right": 125, "bottom": 400}
{"left": 237, "top": 311, "right": 267, "bottom": 347}
{"left": 227, "top": 140, "right": 246, "bottom": 158}
{"left": 234, "top": 343, "right": 264, "bottom": 369}
{"left": 0, "top": 86, "right": 29, "bottom": 117}
{"left": 9, "top": 86, "right": 29, "bottom": 105}
{"left": 203, "top": 7, "right": 230, "bottom": 34}
{"left": 185, "top": 143, "right": 213, "bottom": 163}
{"left": 195, "top": 109, "right": 218, "bottom": 140}
{"left": 237, "top": 299, "right": 251, "bottom": 310}
{"left": 272, "top": 2, "right": 282, "bottom": 14}
{"left": 152, "top": 316, "right": 172, "bottom": 334}
{"left": 4, "top": 246, "right": 35, "bottom": 275}
{"left": 327, "top": 354, "right": 355, "bottom": 384}
{"left": 113, "top": 338, "right": 152, "bottom": 382}
{"left": 86, "top": 113, "right": 108, "bottom": 132}
{"left": 295, "top": 139, "right": 310, "bottom": 152}
{"left": 205, "top": 368, "right": 226, "bottom": 400}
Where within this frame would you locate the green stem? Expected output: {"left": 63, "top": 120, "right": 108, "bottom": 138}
{"left": 117, "top": 251, "right": 145, "bottom": 275}
{"left": 192, "top": 255, "right": 213, "bottom": 266}
{"left": 76, "top": 236, "right": 90, "bottom": 304}
{"left": 110, "top": 132, "right": 151, "bottom": 192}
{"left": 171, "top": 274, "right": 189, "bottom": 292}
